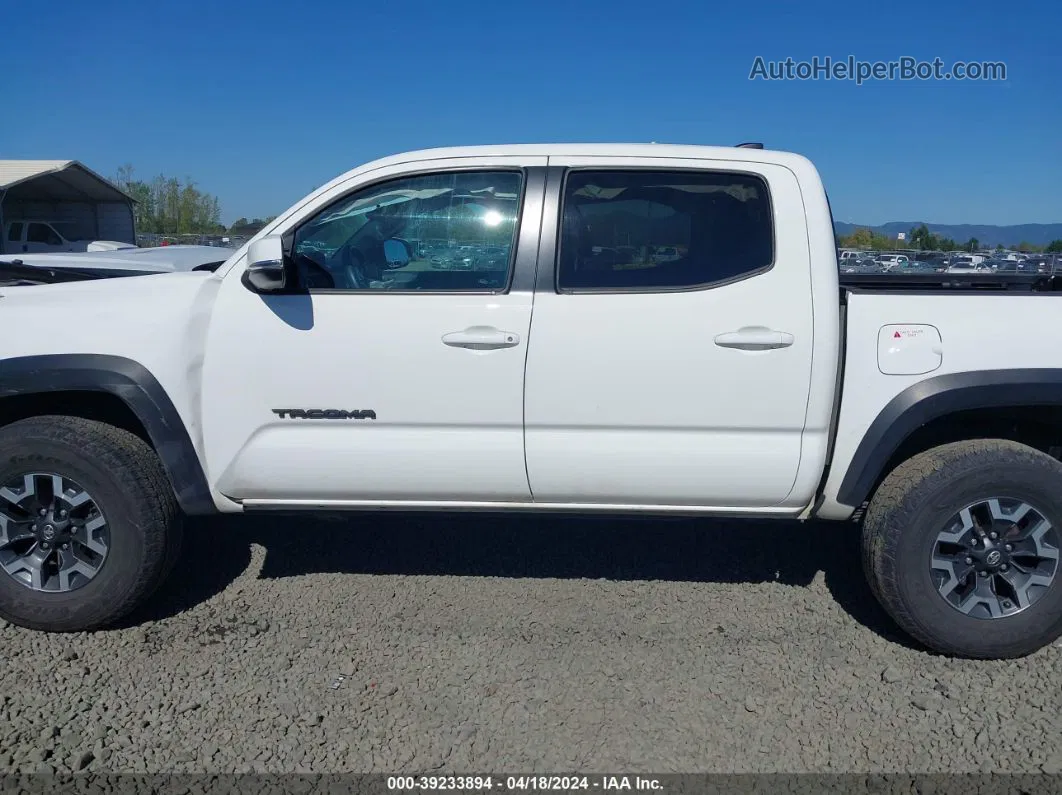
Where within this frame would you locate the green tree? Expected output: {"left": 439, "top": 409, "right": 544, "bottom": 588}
{"left": 228, "top": 216, "right": 278, "bottom": 235}
{"left": 210, "top": 197, "right": 223, "bottom": 230}
{"left": 1046, "top": 240, "right": 1062, "bottom": 253}
{"left": 111, "top": 165, "right": 224, "bottom": 236}
{"left": 844, "top": 227, "right": 874, "bottom": 248}
{"left": 909, "top": 224, "right": 937, "bottom": 250}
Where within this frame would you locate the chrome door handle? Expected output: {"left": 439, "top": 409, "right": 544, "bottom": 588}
{"left": 714, "top": 326, "right": 795, "bottom": 351}
{"left": 442, "top": 326, "right": 520, "bottom": 350}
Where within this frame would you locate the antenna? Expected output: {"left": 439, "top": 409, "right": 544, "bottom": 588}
{"left": 735, "top": 142, "right": 764, "bottom": 149}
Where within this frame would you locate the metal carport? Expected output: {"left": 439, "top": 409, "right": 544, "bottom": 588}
{"left": 0, "top": 160, "right": 136, "bottom": 254}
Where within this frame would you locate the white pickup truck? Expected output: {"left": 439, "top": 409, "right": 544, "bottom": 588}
{"left": 3, "top": 220, "right": 134, "bottom": 254}
{"left": 1, "top": 143, "right": 1060, "bottom": 660}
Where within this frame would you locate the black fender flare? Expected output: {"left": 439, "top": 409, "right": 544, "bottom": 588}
{"left": 0, "top": 354, "right": 216, "bottom": 515}
{"left": 837, "top": 368, "right": 1062, "bottom": 508}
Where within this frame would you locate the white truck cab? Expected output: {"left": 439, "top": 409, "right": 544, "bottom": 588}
{"left": 2, "top": 142, "right": 1062, "bottom": 661}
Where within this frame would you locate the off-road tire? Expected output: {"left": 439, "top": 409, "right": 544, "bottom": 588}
{"left": 863, "top": 439, "right": 1062, "bottom": 658}
{"left": 0, "top": 416, "right": 180, "bottom": 632}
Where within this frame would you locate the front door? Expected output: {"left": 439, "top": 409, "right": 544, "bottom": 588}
{"left": 201, "top": 158, "right": 546, "bottom": 504}
{"left": 523, "top": 158, "right": 816, "bottom": 508}
{"left": 24, "top": 223, "right": 63, "bottom": 253}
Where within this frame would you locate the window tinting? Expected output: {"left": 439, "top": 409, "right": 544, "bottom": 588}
{"left": 7, "top": 223, "right": 22, "bottom": 242}
{"left": 27, "top": 223, "right": 62, "bottom": 246}
{"left": 292, "top": 171, "right": 523, "bottom": 292}
{"left": 557, "top": 170, "right": 773, "bottom": 291}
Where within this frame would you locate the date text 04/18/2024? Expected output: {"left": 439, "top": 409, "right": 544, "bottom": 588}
{"left": 386, "top": 776, "right": 664, "bottom": 791}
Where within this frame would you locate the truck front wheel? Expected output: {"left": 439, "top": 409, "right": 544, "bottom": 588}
{"left": 863, "top": 439, "right": 1062, "bottom": 658}
{"left": 0, "top": 416, "right": 181, "bottom": 632}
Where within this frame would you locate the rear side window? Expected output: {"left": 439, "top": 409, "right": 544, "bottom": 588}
{"left": 557, "top": 170, "right": 774, "bottom": 292}
{"left": 7, "top": 223, "right": 22, "bottom": 242}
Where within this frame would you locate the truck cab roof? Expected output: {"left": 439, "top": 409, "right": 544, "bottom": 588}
{"left": 349, "top": 142, "right": 810, "bottom": 166}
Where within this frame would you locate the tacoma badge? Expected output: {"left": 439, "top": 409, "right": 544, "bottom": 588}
{"left": 272, "top": 409, "right": 377, "bottom": 420}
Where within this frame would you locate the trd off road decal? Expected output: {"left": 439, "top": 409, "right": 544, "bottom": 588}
{"left": 272, "top": 409, "right": 377, "bottom": 420}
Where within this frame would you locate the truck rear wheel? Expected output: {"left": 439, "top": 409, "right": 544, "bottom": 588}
{"left": 863, "top": 439, "right": 1062, "bottom": 658}
{"left": 0, "top": 416, "right": 180, "bottom": 632}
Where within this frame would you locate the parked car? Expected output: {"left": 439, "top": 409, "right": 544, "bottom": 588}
{"left": 3, "top": 220, "right": 135, "bottom": 255}
{"left": 1025, "top": 256, "right": 1060, "bottom": 275}
{"left": 982, "top": 258, "right": 1018, "bottom": 272}
{"left": 4, "top": 142, "right": 1062, "bottom": 662}
{"left": 652, "top": 246, "right": 682, "bottom": 263}
{"left": 913, "top": 253, "right": 948, "bottom": 271}
{"left": 897, "top": 260, "right": 939, "bottom": 273}
{"left": 840, "top": 257, "right": 880, "bottom": 274}
{"left": 946, "top": 256, "right": 990, "bottom": 273}
{"left": 875, "top": 254, "right": 910, "bottom": 271}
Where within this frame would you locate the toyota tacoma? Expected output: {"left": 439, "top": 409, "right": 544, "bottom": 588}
{"left": 1, "top": 143, "right": 1060, "bottom": 659}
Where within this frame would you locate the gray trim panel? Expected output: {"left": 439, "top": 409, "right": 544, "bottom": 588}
{"left": 508, "top": 165, "right": 547, "bottom": 294}
{"left": 534, "top": 166, "right": 564, "bottom": 294}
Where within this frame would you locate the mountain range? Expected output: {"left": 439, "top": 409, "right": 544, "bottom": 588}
{"left": 559, "top": 208, "right": 1061, "bottom": 249}
{"left": 834, "top": 221, "right": 1062, "bottom": 247}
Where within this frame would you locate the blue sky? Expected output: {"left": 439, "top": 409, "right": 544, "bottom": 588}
{"left": 2, "top": 0, "right": 1058, "bottom": 226}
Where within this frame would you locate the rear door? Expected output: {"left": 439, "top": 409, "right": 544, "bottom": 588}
{"left": 523, "top": 157, "right": 815, "bottom": 509}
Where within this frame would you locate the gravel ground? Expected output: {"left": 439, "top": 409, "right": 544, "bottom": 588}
{"left": 1, "top": 512, "right": 1060, "bottom": 776}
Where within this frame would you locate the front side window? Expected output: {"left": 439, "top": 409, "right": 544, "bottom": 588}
{"left": 291, "top": 170, "right": 523, "bottom": 292}
{"left": 7, "top": 223, "right": 22, "bottom": 242}
{"left": 557, "top": 170, "right": 774, "bottom": 291}
{"left": 27, "top": 223, "right": 62, "bottom": 246}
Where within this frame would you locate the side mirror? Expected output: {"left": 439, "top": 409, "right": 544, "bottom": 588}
{"left": 383, "top": 237, "right": 412, "bottom": 269}
{"left": 242, "top": 235, "right": 288, "bottom": 293}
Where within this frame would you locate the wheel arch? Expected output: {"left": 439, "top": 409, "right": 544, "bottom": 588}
{"left": 0, "top": 354, "right": 216, "bottom": 515}
{"left": 838, "top": 369, "right": 1062, "bottom": 509}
